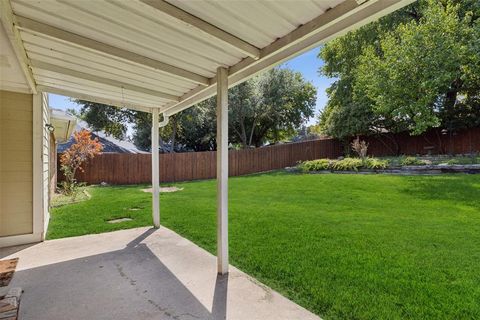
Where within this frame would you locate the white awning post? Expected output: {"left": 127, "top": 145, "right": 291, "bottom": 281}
{"left": 216, "top": 67, "right": 229, "bottom": 275}
{"left": 151, "top": 108, "right": 160, "bottom": 228}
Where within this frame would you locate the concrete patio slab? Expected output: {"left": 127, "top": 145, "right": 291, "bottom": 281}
{"left": 0, "top": 227, "right": 320, "bottom": 320}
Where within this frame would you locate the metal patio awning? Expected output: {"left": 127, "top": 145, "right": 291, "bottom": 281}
{"left": 1, "top": 0, "right": 414, "bottom": 116}
{"left": 0, "top": 0, "right": 414, "bottom": 275}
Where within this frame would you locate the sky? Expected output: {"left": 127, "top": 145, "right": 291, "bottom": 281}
{"left": 48, "top": 46, "right": 335, "bottom": 127}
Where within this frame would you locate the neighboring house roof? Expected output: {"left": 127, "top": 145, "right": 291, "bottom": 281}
{"left": 50, "top": 108, "right": 77, "bottom": 143}
{"left": 55, "top": 110, "right": 147, "bottom": 154}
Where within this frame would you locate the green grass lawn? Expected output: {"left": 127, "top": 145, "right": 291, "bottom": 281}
{"left": 48, "top": 172, "right": 480, "bottom": 319}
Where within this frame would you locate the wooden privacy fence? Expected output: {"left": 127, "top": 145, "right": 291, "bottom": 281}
{"left": 361, "top": 127, "right": 480, "bottom": 156}
{"left": 63, "top": 138, "right": 342, "bottom": 184}
{"left": 59, "top": 126, "right": 479, "bottom": 185}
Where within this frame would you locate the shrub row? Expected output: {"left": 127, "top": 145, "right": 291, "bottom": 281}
{"left": 299, "top": 155, "right": 480, "bottom": 172}
{"left": 299, "top": 157, "right": 389, "bottom": 172}
{"left": 400, "top": 156, "right": 430, "bottom": 166}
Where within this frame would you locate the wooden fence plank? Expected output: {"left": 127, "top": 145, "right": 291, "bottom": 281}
{"left": 58, "top": 127, "right": 480, "bottom": 185}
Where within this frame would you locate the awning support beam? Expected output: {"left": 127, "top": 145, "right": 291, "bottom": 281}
{"left": 0, "top": 0, "right": 37, "bottom": 93}
{"left": 216, "top": 67, "right": 228, "bottom": 275}
{"left": 151, "top": 108, "right": 160, "bottom": 228}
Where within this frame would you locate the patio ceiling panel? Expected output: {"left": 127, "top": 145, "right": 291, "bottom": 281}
{"left": 165, "top": 0, "right": 340, "bottom": 49}
{"left": 32, "top": 68, "right": 174, "bottom": 108}
{"left": 20, "top": 34, "right": 196, "bottom": 95}
{"left": 11, "top": 0, "right": 244, "bottom": 77}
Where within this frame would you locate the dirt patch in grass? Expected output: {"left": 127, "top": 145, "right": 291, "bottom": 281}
{"left": 107, "top": 217, "right": 133, "bottom": 224}
{"left": 141, "top": 186, "right": 183, "bottom": 193}
{"left": 52, "top": 189, "right": 91, "bottom": 207}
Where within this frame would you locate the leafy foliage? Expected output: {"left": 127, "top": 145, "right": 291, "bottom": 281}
{"left": 446, "top": 155, "right": 480, "bottom": 165}
{"left": 364, "top": 158, "right": 390, "bottom": 170}
{"left": 60, "top": 129, "right": 103, "bottom": 195}
{"left": 250, "top": 68, "right": 317, "bottom": 146}
{"left": 332, "top": 158, "right": 364, "bottom": 171}
{"left": 318, "top": 0, "right": 480, "bottom": 139}
{"left": 77, "top": 68, "right": 316, "bottom": 151}
{"left": 300, "top": 157, "right": 390, "bottom": 171}
{"left": 299, "top": 159, "right": 332, "bottom": 172}
{"left": 400, "top": 156, "right": 427, "bottom": 166}
{"left": 75, "top": 101, "right": 136, "bottom": 140}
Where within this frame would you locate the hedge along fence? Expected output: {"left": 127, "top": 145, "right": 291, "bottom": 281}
{"left": 58, "top": 126, "right": 479, "bottom": 185}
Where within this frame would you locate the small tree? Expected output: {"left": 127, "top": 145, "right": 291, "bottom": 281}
{"left": 60, "top": 129, "right": 102, "bottom": 195}
{"left": 351, "top": 136, "right": 368, "bottom": 160}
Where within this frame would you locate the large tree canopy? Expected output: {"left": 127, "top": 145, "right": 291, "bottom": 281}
{"left": 77, "top": 67, "right": 316, "bottom": 151}
{"left": 228, "top": 68, "right": 317, "bottom": 147}
{"left": 76, "top": 101, "right": 135, "bottom": 140}
{"left": 318, "top": 0, "right": 480, "bottom": 140}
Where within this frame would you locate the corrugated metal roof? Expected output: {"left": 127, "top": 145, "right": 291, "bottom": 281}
{"left": 3, "top": 0, "right": 415, "bottom": 113}
{"left": 166, "top": 0, "right": 343, "bottom": 48}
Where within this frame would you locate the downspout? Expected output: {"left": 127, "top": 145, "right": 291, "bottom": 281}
{"left": 158, "top": 113, "right": 170, "bottom": 151}
{"left": 159, "top": 113, "right": 169, "bottom": 128}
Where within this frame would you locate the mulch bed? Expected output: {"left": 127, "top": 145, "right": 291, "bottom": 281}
{"left": 0, "top": 258, "right": 22, "bottom": 320}
{"left": 0, "top": 259, "right": 18, "bottom": 287}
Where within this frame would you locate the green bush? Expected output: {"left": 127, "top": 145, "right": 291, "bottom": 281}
{"left": 300, "top": 157, "right": 391, "bottom": 172}
{"left": 400, "top": 156, "right": 426, "bottom": 166}
{"left": 364, "top": 158, "right": 390, "bottom": 169}
{"left": 299, "top": 159, "right": 332, "bottom": 172}
{"left": 447, "top": 158, "right": 461, "bottom": 165}
{"left": 332, "top": 158, "right": 363, "bottom": 171}
{"left": 447, "top": 157, "right": 478, "bottom": 165}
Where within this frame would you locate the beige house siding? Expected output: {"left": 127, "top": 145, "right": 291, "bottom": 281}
{"left": 0, "top": 90, "right": 33, "bottom": 237}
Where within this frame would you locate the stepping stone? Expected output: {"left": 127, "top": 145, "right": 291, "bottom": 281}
{"left": 107, "top": 218, "right": 133, "bottom": 224}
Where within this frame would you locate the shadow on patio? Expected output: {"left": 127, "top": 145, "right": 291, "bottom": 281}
{"left": 1, "top": 227, "right": 319, "bottom": 320}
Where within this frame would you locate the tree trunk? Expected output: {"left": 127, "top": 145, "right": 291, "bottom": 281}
{"left": 248, "top": 118, "right": 257, "bottom": 147}
{"left": 170, "top": 119, "right": 177, "bottom": 153}
{"left": 240, "top": 120, "right": 247, "bottom": 148}
{"left": 379, "top": 133, "right": 400, "bottom": 156}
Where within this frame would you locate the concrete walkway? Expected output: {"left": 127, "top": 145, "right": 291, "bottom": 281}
{"left": 0, "top": 227, "right": 320, "bottom": 320}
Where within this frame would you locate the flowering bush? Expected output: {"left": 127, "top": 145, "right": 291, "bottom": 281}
{"left": 60, "top": 129, "right": 102, "bottom": 195}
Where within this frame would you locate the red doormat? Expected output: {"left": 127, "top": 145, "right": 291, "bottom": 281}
{"left": 0, "top": 258, "right": 18, "bottom": 287}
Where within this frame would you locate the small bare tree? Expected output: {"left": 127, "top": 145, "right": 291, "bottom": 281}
{"left": 351, "top": 136, "right": 368, "bottom": 160}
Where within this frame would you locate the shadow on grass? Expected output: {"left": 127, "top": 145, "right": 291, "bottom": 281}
{"left": 400, "top": 175, "right": 480, "bottom": 210}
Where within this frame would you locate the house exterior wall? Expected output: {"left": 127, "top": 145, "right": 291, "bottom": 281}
{"left": 0, "top": 90, "right": 50, "bottom": 247}
{"left": 0, "top": 90, "right": 34, "bottom": 237}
